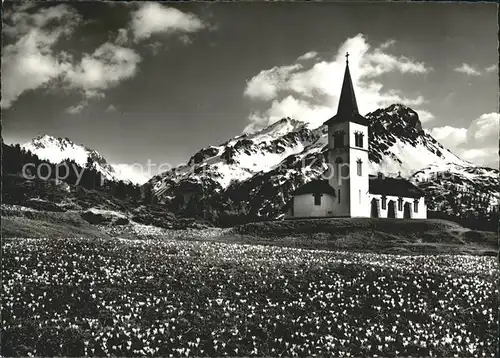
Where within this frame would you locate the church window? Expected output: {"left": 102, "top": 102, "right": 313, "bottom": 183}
{"left": 359, "top": 190, "right": 361, "bottom": 204}
{"left": 382, "top": 196, "right": 387, "bottom": 209}
{"left": 333, "top": 131, "right": 346, "bottom": 148}
{"left": 314, "top": 193, "right": 322, "bottom": 206}
{"left": 335, "top": 157, "right": 346, "bottom": 178}
{"left": 354, "top": 131, "right": 364, "bottom": 148}
{"left": 357, "top": 159, "right": 362, "bottom": 176}
{"left": 338, "top": 189, "right": 341, "bottom": 203}
{"left": 414, "top": 199, "right": 419, "bottom": 213}
{"left": 398, "top": 197, "right": 403, "bottom": 211}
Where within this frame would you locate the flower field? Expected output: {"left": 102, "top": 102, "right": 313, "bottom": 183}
{"left": 2, "top": 237, "right": 498, "bottom": 357}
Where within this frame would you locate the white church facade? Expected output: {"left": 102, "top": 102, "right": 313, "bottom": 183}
{"left": 286, "top": 54, "right": 427, "bottom": 220}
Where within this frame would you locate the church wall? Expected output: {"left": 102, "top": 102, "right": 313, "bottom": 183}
{"left": 413, "top": 198, "right": 427, "bottom": 219}
{"left": 327, "top": 121, "right": 351, "bottom": 217}
{"left": 348, "top": 122, "right": 370, "bottom": 217}
{"left": 292, "top": 193, "right": 336, "bottom": 218}
{"left": 327, "top": 151, "right": 351, "bottom": 217}
{"left": 369, "top": 194, "right": 427, "bottom": 219}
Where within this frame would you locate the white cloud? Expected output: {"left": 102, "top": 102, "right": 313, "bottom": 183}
{"left": 460, "top": 148, "right": 497, "bottom": 166}
{"left": 106, "top": 104, "right": 118, "bottom": 112}
{"left": 130, "top": 3, "right": 206, "bottom": 42}
{"left": 454, "top": 63, "right": 481, "bottom": 76}
{"left": 485, "top": 64, "right": 498, "bottom": 73}
{"left": 113, "top": 163, "right": 151, "bottom": 184}
{"left": 65, "top": 102, "right": 86, "bottom": 114}
{"left": 379, "top": 39, "right": 396, "bottom": 50}
{"left": 297, "top": 51, "right": 318, "bottom": 61}
{"left": 65, "top": 43, "right": 141, "bottom": 98}
{"left": 1, "top": 5, "right": 79, "bottom": 108}
{"left": 429, "top": 126, "right": 468, "bottom": 148}
{"left": 416, "top": 109, "right": 435, "bottom": 123}
{"left": 429, "top": 112, "right": 499, "bottom": 168}
{"left": 363, "top": 50, "right": 428, "bottom": 76}
{"left": 2, "top": 3, "right": 207, "bottom": 109}
{"left": 244, "top": 96, "right": 332, "bottom": 133}
{"left": 467, "top": 112, "right": 499, "bottom": 143}
{"left": 244, "top": 64, "right": 303, "bottom": 101}
{"left": 244, "top": 34, "right": 432, "bottom": 132}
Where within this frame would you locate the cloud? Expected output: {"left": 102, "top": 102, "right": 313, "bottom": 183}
{"left": 244, "top": 34, "right": 432, "bottom": 131}
{"left": 429, "top": 112, "right": 499, "bottom": 168}
{"left": 244, "top": 64, "right": 303, "bottom": 101}
{"left": 65, "top": 102, "right": 86, "bottom": 114}
{"left": 244, "top": 96, "right": 332, "bottom": 133}
{"left": 467, "top": 112, "right": 499, "bottom": 143}
{"left": 454, "top": 63, "right": 481, "bottom": 76}
{"left": 64, "top": 42, "right": 141, "bottom": 98}
{"left": 297, "top": 51, "right": 318, "bottom": 61}
{"left": 112, "top": 163, "right": 151, "bottom": 184}
{"left": 2, "top": 3, "right": 208, "bottom": 109}
{"left": 106, "top": 104, "right": 118, "bottom": 112}
{"left": 379, "top": 39, "right": 396, "bottom": 50}
{"left": 130, "top": 3, "right": 206, "bottom": 42}
{"left": 416, "top": 109, "right": 435, "bottom": 123}
{"left": 485, "top": 64, "right": 498, "bottom": 73}
{"left": 1, "top": 4, "right": 79, "bottom": 108}
{"left": 428, "top": 126, "right": 468, "bottom": 148}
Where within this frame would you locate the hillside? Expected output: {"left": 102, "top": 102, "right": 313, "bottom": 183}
{"left": 225, "top": 218, "right": 497, "bottom": 256}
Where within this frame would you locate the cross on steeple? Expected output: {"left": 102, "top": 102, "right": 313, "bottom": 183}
{"left": 337, "top": 52, "right": 358, "bottom": 115}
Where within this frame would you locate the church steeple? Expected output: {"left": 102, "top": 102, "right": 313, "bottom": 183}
{"left": 324, "top": 52, "right": 368, "bottom": 126}
{"left": 337, "top": 52, "right": 359, "bottom": 115}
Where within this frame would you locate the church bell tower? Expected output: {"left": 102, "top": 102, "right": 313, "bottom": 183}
{"left": 326, "top": 53, "right": 370, "bottom": 217}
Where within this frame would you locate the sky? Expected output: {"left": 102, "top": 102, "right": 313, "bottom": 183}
{"left": 2, "top": 2, "right": 498, "bottom": 183}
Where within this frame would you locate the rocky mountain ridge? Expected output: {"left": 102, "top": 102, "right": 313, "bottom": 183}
{"left": 147, "top": 104, "right": 498, "bottom": 221}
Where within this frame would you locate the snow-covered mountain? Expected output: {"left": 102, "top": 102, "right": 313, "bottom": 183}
{"left": 148, "top": 104, "right": 499, "bottom": 219}
{"left": 411, "top": 163, "right": 499, "bottom": 214}
{"left": 21, "top": 135, "right": 134, "bottom": 183}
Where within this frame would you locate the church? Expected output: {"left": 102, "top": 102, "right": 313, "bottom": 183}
{"left": 285, "top": 54, "right": 427, "bottom": 219}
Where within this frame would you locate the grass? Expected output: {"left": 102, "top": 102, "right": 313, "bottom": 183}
{"left": 227, "top": 218, "right": 498, "bottom": 256}
{"left": 2, "top": 237, "right": 498, "bottom": 357}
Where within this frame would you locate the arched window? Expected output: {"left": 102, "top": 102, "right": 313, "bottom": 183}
{"left": 398, "top": 197, "right": 403, "bottom": 211}
{"left": 354, "top": 131, "right": 364, "bottom": 147}
{"left": 335, "top": 157, "right": 343, "bottom": 179}
{"left": 338, "top": 189, "right": 341, "bottom": 203}
{"left": 356, "top": 159, "right": 362, "bottom": 176}
{"left": 381, "top": 195, "right": 387, "bottom": 209}
{"left": 413, "top": 199, "right": 419, "bottom": 213}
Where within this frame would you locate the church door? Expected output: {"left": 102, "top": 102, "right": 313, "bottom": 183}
{"left": 370, "top": 198, "right": 379, "bottom": 218}
{"left": 403, "top": 202, "right": 412, "bottom": 219}
{"left": 387, "top": 201, "right": 396, "bottom": 218}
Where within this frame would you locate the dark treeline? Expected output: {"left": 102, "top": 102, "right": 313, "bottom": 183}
{"left": 2, "top": 142, "right": 143, "bottom": 202}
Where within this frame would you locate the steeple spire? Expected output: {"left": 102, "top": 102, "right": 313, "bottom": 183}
{"left": 337, "top": 52, "right": 359, "bottom": 115}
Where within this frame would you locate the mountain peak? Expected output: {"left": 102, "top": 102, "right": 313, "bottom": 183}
{"left": 367, "top": 103, "right": 423, "bottom": 134}
{"left": 23, "top": 134, "right": 123, "bottom": 181}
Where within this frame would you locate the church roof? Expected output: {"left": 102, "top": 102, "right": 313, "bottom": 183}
{"left": 325, "top": 54, "right": 369, "bottom": 126}
{"left": 369, "top": 175, "right": 425, "bottom": 198}
{"left": 293, "top": 180, "right": 336, "bottom": 196}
